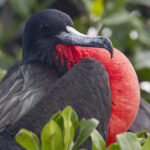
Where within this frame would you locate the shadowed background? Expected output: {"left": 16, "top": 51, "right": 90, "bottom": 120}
{"left": 0, "top": 0, "right": 150, "bottom": 103}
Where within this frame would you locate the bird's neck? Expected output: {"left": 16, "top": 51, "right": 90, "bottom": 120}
{"left": 53, "top": 44, "right": 87, "bottom": 74}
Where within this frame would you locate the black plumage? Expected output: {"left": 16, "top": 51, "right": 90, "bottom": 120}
{"left": 0, "top": 9, "right": 112, "bottom": 149}
{"left": 0, "top": 59, "right": 111, "bottom": 149}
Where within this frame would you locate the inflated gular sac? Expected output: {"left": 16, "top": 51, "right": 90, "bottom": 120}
{"left": 55, "top": 44, "right": 140, "bottom": 146}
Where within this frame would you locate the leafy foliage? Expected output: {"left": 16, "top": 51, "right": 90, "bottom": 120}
{"left": 16, "top": 106, "right": 150, "bottom": 150}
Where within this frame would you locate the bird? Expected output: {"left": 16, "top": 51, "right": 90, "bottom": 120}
{"left": 0, "top": 9, "right": 140, "bottom": 149}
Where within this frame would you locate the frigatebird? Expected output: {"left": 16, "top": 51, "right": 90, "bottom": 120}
{"left": 0, "top": 9, "right": 140, "bottom": 149}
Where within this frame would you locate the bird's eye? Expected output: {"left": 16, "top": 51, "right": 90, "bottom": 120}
{"left": 40, "top": 23, "right": 49, "bottom": 32}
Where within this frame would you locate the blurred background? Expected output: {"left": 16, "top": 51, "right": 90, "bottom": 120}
{"left": 0, "top": 0, "right": 150, "bottom": 103}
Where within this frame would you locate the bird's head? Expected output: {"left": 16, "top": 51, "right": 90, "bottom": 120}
{"left": 22, "top": 9, "right": 113, "bottom": 66}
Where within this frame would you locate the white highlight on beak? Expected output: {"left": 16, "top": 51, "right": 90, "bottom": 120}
{"left": 66, "top": 26, "right": 87, "bottom": 37}
{"left": 66, "top": 26, "right": 98, "bottom": 38}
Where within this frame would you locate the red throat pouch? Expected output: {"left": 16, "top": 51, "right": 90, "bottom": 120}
{"left": 55, "top": 44, "right": 140, "bottom": 146}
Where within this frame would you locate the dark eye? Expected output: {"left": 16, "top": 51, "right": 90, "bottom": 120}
{"left": 40, "top": 23, "right": 49, "bottom": 31}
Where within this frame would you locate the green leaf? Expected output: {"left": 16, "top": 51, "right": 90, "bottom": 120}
{"left": 51, "top": 106, "right": 79, "bottom": 150}
{"left": 142, "top": 136, "right": 150, "bottom": 150}
{"left": 70, "top": 107, "right": 79, "bottom": 130}
{"left": 73, "top": 118, "right": 99, "bottom": 150}
{"left": 91, "top": 0, "right": 104, "bottom": 16}
{"left": 0, "top": 68, "right": 6, "bottom": 82}
{"left": 62, "top": 106, "right": 73, "bottom": 128}
{"left": 62, "top": 106, "right": 75, "bottom": 150}
{"left": 51, "top": 111, "right": 61, "bottom": 121}
{"left": 41, "top": 120, "right": 63, "bottom": 150}
{"left": 91, "top": 129, "right": 105, "bottom": 150}
{"left": 138, "top": 138, "right": 146, "bottom": 145}
{"left": 136, "top": 131, "right": 148, "bottom": 145}
{"left": 117, "top": 132, "right": 141, "bottom": 150}
{"left": 136, "top": 130, "right": 147, "bottom": 138}
{"left": 15, "top": 129, "right": 40, "bottom": 150}
{"left": 108, "top": 143, "right": 120, "bottom": 150}
{"left": 102, "top": 10, "right": 134, "bottom": 26}
{"left": 51, "top": 111, "right": 64, "bottom": 133}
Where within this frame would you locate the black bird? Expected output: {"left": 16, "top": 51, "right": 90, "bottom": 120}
{"left": 0, "top": 9, "right": 113, "bottom": 149}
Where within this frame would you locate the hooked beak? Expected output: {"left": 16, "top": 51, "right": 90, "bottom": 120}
{"left": 55, "top": 26, "right": 113, "bottom": 58}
